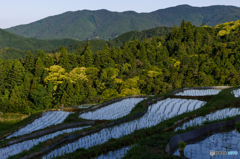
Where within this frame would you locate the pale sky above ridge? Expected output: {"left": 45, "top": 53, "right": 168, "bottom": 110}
{"left": 1, "top": 0, "right": 240, "bottom": 29}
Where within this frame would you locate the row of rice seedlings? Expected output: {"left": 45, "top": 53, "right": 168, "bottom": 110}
{"left": 0, "top": 126, "right": 91, "bottom": 159}
{"left": 175, "top": 89, "right": 222, "bottom": 96}
{"left": 79, "top": 98, "right": 146, "bottom": 120}
{"left": 6, "top": 111, "right": 74, "bottom": 139}
{"left": 175, "top": 108, "right": 240, "bottom": 132}
{"left": 43, "top": 98, "right": 206, "bottom": 159}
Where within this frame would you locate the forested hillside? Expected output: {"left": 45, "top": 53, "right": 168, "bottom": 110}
{"left": 1, "top": 19, "right": 240, "bottom": 114}
{"left": 49, "top": 26, "right": 173, "bottom": 55}
{"left": 0, "top": 29, "right": 77, "bottom": 51}
{"left": 5, "top": 5, "right": 240, "bottom": 40}
{"left": 0, "top": 26, "right": 172, "bottom": 60}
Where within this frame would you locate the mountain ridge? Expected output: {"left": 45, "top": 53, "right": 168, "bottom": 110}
{"left": 5, "top": 5, "right": 240, "bottom": 41}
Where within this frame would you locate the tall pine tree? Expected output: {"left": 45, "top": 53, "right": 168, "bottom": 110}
{"left": 24, "top": 51, "right": 35, "bottom": 72}
{"left": 83, "top": 42, "right": 93, "bottom": 67}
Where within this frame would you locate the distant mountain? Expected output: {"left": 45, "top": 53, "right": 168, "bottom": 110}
{"left": 0, "top": 28, "right": 77, "bottom": 51}
{"left": 5, "top": 5, "right": 240, "bottom": 41}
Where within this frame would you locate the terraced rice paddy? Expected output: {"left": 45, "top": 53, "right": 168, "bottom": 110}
{"left": 43, "top": 98, "right": 206, "bottom": 158}
{"left": 174, "top": 108, "right": 240, "bottom": 132}
{"left": 175, "top": 89, "right": 222, "bottom": 96}
{"left": 94, "top": 145, "right": 132, "bottom": 159}
{"left": 6, "top": 111, "right": 73, "bottom": 139}
{"left": 232, "top": 89, "right": 240, "bottom": 97}
{"left": 173, "top": 129, "right": 240, "bottom": 159}
{"left": 79, "top": 98, "right": 146, "bottom": 120}
{"left": 0, "top": 126, "right": 91, "bottom": 159}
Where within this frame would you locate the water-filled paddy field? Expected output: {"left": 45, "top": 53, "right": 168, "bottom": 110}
{"left": 43, "top": 98, "right": 206, "bottom": 158}
{"left": 2, "top": 87, "right": 237, "bottom": 159}
{"left": 79, "top": 98, "right": 146, "bottom": 120}
{"left": 173, "top": 129, "right": 240, "bottom": 159}
{"left": 232, "top": 89, "right": 240, "bottom": 98}
{"left": 6, "top": 111, "right": 74, "bottom": 139}
{"left": 175, "top": 108, "right": 240, "bottom": 132}
{"left": 0, "top": 126, "right": 91, "bottom": 159}
{"left": 174, "top": 89, "right": 222, "bottom": 96}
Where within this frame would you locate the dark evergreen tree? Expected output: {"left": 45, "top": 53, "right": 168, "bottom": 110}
{"left": 77, "top": 45, "right": 82, "bottom": 56}
{"left": 58, "top": 46, "right": 70, "bottom": 71}
{"left": 73, "top": 79, "right": 86, "bottom": 105}
{"left": 0, "top": 66, "right": 6, "bottom": 94}
{"left": 45, "top": 56, "right": 55, "bottom": 68}
{"left": 30, "top": 84, "right": 48, "bottom": 110}
{"left": 36, "top": 50, "right": 47, "bottom": 64}
{"left": 24, "top": 51, "right": 35, "bottom": 72}
{"left": 83, "top": 42, "right": 94, "bottom": 67}
{"left": 8, "top": 60, "right": 25, "bottom": 89}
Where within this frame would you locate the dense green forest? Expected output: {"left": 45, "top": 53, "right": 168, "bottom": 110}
{"left": 0, "top": 27, "right": 172, "bottom": 60}
{"left": 1, "top": 19, "right": 240, "bottom": 114}
{"left": 48, "top": 27, "right": 173, "bottom": 54}
{"left": 5, "top": 5, "right": 240, "bottom": 40}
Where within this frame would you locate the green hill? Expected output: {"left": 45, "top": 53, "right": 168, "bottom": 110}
{"left": 0, "top": 28, "right": 77, "bottom": 51}
{"left": 0, "top": 26, "right": 172, "bottom": 60}
{"left": 5, "top": 5, "right": 240, "bottom": 41}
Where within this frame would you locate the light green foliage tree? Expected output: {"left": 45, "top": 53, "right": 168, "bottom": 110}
{"left": 44, "top": 65, "right": 68, "bottom": 90}
{"left": 101, "top": 89, "right": 118, "bottom": 102}
{"left": 120, "top": 63, "right": 131, "bottom": 74}
{"left": 95, "top": 79, "right": 106, "bottom": 93}
{"left": 68, "top": 67, "right": 88, "bottom": 83}
{"left": 100, "top": 67, "right": 119, "bottom": 79}
{"left": 119, "top": 76, "right": 141, "bottom": 96}
{"left": 85, "top": 67, "right": 99, "bottom": 81}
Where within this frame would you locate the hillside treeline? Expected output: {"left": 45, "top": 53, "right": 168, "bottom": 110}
{"left": 1, "top": 19, "right": 240, "bottom": 114}
{"left": 0, "top": 27, "right": 172, "bottom": 60}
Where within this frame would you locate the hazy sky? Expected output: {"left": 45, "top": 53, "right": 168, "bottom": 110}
{"left": 1, "top": 0, "right": 240, "bottom": 29}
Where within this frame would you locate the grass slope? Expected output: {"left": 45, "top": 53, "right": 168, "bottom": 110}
{"left": 5, "top": 5, "right": 240, "bottom": 41}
